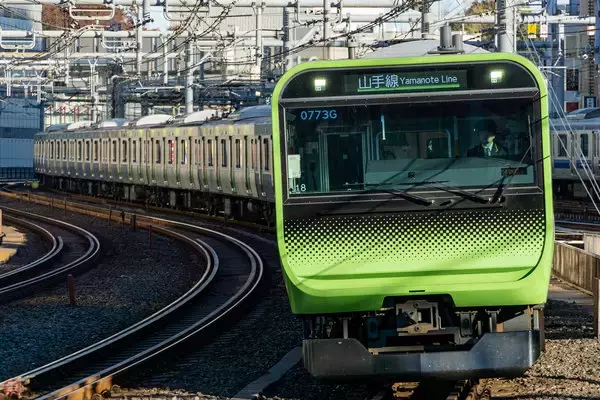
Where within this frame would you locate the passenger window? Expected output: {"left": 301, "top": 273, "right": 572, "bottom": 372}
{"left": 112, "top": 140, "right": 117, "bottom": 163}
{"left": 558, "top": 134, "right": 567, "bottom": 157}
{"left": 85, "top": 141, "right": 89, "bottom": 161}
{"left": 78, "top": 141, "right": 82, "bottom": 161}
{"left": 132, "top": 141, "right": 137, "bottom": 163}
{"left": 122, "top": 140, "right": 128, "bottom": 163}
{"left": 155, "top": 139, "right": 161, "bottom": 164}
{"left": 235, "top": 139, "right": 241, "bottom": 168}
{"left": 168, "top": 139, "right": 175, "bottom": 165}
{"left": 263, "top": 138, "right": 269, "bottom": 171}
{"left": 221, "top": 139, "right": 228, "bottom": 168}
{"left": 50, "top": 142, "right": 55, "bottom": 160}
{"left": 581, "top": 134, "right": 589, "bottom": 157}
{"left": 181, "top": 139, "right": 188, "bottom": 165}
{"left": 93, "top": 141, "right": 98, "bottom": 161}
{"left": 144, "top": 140, "right": 149, "bottom": 164}
{"left": 207, "top": 139, "right": 213, "bottom": 166}
{"left": 251, "top": 139, "right": 256, "bottom": 169}
{"left": 63, "top": 142, "right": 67, "bottom": 160}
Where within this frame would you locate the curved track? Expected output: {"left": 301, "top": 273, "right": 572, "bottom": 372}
{"left": 0, "top": 207, "right": 100, "bottom": 302}
{"left": 0, "top": 194, "right": 265, "bottom": 400}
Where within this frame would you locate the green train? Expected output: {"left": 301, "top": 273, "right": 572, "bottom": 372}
{"left": 272, "top": 53, "right": 554, "bottom": 380}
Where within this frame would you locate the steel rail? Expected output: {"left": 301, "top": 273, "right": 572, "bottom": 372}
{"left": 0, "top": 213, "right": 63, "bottom": 286}
{"left": 0, "top": 207, "right": 100, "bottom": 300}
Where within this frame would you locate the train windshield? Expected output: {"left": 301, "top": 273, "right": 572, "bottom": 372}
{"left": 283, "top": 98, "right": 538, "bottom": 196}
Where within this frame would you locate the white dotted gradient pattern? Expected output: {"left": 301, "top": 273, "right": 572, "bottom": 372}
{"left": 283, "top": 209, "right": 546, "bottom": 266}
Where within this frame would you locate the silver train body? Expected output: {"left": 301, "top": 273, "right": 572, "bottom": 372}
{"left": 550, "top": 117, "right": 600, "bottom": 198}
{"left": 34, "top": 106, "right": 275, "bottom": 219}
{"left": 32, "top": 109, "right": 600, "bottom": 207}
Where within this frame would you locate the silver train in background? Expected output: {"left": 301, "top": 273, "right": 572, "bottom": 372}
{"left": 550, "top": 117, "right": 600, "bottom": 199}
{"left": 34, "top": 105, "right": 275, "bottom": 222}
{"left": 33, "top": 105, "right": 600, "bottom": 214}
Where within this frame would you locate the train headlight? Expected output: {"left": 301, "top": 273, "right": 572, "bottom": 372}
{"left": 490, "top": 70, "right": 504, "bottom": 84}
{"left": 314, "top": 78, "right": 327, "bottom": 92}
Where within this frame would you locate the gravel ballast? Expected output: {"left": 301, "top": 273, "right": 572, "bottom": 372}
{"left": 0, "top": 198, "right": 203, "bottom": 381}
{"left": 0, "top": 224, "right": 50, "bottom": 273}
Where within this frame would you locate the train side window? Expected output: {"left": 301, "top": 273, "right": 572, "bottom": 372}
{"left": 132, "top": 140, "right": 137, "bottom": 163}
{"left": 251, "top": 139, "right": 256, "bottom": 169}
{"left": 77, "top": 141, "right": 82, "bottom": 161}
{"left": 181, "top": 139, "right": 188, "bottom": 165}
{"left": 263, "top": 138, "right": 270, "bottom": 171}
{"left": 50, "top": 142, "right": 55, "bottom": 160}
{"left": 144, "top": 140, "right": 149, "bottom": 164}
{"left": 63, "top": 142, "right": 67, "bottom": 160}
{"left": 581, "top": 134, "right": 589, "bottom": 157}
{"left": 221, "top": 139, "right": 228, "bottom": 168}
{"left": 558, "top": 134, "right": 567, "bottom": 157}
{"left": 122, "top": 140, "right": 128, "bottom": 163}
{"left": 168, "top": 139, "right": 175, "bottom": 165}
{"left": 155, "top": 139, "right": 161, "bottom": 164}
{"left": 85, "top": 141, "right": 90, "bottom": 161}
{"left": 207, "top": 139, "right": 213, "bottom": 166}
{"left": 235, "top": 139, "right": 241, "bottom": 168}
{"left": 93, "top": 141, "right": 99, "bottom": 161}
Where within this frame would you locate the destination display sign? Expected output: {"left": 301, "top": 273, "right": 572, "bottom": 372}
{"left": 280, "top": 61, "right": 539, "bottom": 99}
{"left": 344, "top": 70, "right": 468, "bottom": 94}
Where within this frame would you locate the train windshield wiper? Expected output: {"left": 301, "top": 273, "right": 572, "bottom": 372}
{"left": 413, "top": 181, "right": 490, "bottom": 204}
{"left": 363, "top": 183, "right": 433, "bottom": 206}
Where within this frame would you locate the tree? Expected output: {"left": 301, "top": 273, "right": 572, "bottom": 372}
{"left": 42, "top": 5, "right": 134, "bottom": 30}
{"left": 451, "top": 0, "right": 496, "bottom": 40}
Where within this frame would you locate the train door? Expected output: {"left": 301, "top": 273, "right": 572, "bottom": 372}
{"left": 594, "top": 131, "right": 600, "bottom": 177}
{"left": 319, "top": 131, "right": 366, "bottom": 192}
{"left": 256, "top": 135, "right": 264, "bottom": 196}
{"left": 574, "top": 131, "right": 592, "bottom": 181}
{"left": 83, "top": 139, "right": 91, "bottom": 178}
{"left": 91, "top": 139, "right": 99, "bottom": 178}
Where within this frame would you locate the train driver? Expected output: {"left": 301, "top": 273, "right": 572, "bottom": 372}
{"left": 467, "top": 120, "right": 508, "bottom": 158}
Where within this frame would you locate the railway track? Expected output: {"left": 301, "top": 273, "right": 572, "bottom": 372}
{"left": 0, "top": 207, "right": 100, "bottom": 302}
{"left": 365, "top": 379, "right": 489, "bottom": 400}
{"left": 0, "top": 192, "right": 265, "bottom": 400}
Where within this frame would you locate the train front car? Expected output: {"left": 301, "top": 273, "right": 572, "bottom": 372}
{"left": 272, "top": 53, "right": 553, "bottom": 381}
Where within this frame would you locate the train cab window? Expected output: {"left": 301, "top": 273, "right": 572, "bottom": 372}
{"left": 221, "top": 139, "right": 228, "bottom": 168}
{"left": 263, "top": 138, "right": 270, "bottom": 171}
{"left": 122, "top": 140, "right": 128, "bottom": 163}
{"left": 85, "top": 141, "right": 90, "bottom": 161}
{"left": 155, "top": 139, "right": 162, "bottom": 164}
{"left": 77, "top": 141, "right": 82, "bottom": 161}
{"left": 132, "top": 141, "right": 137, "bottom": 163}
{"left": 558, "top": 134, "right": 568, "bottom": 157}
{"left": 181, "top": 139, "right": 188, "bottom": 165}
{"left": 207, "top": 139, "right": 213, "bottom": 166}
{"left": 235, "top": 139, "right": 241, "bottom": 168}
{"left": 94, "top": 141, "right": 99, "bottom": 161}
{"left": 581, "top": 134, "right": 589, "bottom": 157}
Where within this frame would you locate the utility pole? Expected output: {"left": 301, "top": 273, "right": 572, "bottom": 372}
{"left": 497, "top": 0, "right": 515, "bottom": 52}
{"left": 255, "top": 2, "right": 264, "bottom": 77}
{"left": 185, "top": 40, "right": 194, "bottom": 114}
{"left": 323, "top": 0, "right": 332, "bottom": 59}
{"left": 421, "top": 0, "right": 432, "bottom": 39}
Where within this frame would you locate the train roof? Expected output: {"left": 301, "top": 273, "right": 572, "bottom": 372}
{"left": 550, "top": 117, "right": 600, "bottom": 131}
{"left": 364, "top": 39, "right": 488, "bottom": 58}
